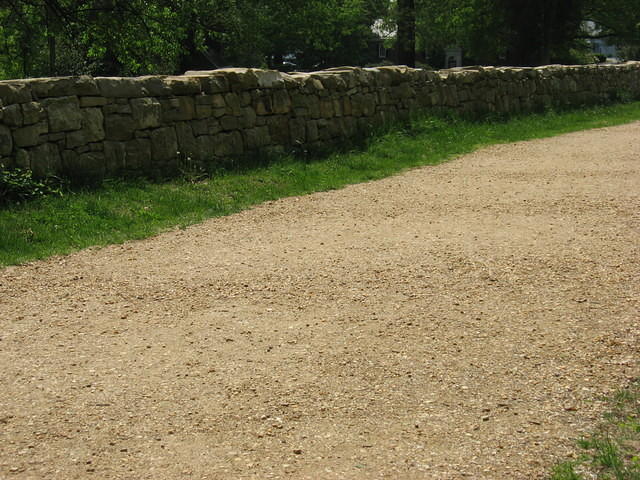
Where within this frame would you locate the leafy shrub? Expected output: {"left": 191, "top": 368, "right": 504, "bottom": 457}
{"left": 0, "top": 165, "right": 63, "bottom": 206}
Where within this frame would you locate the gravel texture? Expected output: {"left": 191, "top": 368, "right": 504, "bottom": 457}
{"left": 1, "top": 123, "right": 639, "bottom": 479}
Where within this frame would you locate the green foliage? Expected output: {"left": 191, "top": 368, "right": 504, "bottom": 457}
{"left": 0, "top": 165, "right": 63, "bottom": 206}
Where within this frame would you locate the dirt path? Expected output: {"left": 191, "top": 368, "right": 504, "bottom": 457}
{"left": 1, "top": 124, "right": 639, "bottom": 479}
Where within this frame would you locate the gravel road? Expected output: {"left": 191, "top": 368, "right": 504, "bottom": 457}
{"left": 1, "top": 123, "right": 639, "bottom": 479}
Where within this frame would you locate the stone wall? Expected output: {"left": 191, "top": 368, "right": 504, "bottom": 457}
{"left": 1, "top": 62, "right": 639, "bottom": 179}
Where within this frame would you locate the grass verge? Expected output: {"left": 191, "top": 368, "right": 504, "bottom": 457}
{"left": 551, "top": 381, "right": 640, "bottom": 480}
{"left": 1, "top": 102, "right": 640, "bottom": 266}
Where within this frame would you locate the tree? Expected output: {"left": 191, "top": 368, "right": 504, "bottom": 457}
{"left": 396, "top": 0, "right": 415, "bottom": 66}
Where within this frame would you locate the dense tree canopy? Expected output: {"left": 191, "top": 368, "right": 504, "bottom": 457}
{"left": 0, "top": 0, "right": 638, "bottom": 79}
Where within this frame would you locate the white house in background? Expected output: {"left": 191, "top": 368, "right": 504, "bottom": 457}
{"left": 584, "top": 21, "right": 619, "bottom": 61}
{"left": 444, "top": 46, "right": 463, "bottom": 68}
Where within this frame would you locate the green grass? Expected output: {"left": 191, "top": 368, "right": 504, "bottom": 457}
{"left": 551, "top": 381, "right": 640, "bottom": 480}
{"left": 2, "top": 102, "right": 640, "bottom": 266}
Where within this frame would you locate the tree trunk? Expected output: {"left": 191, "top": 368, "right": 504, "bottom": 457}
{"left": 396, "top": 0, "right": 415, "bottom": 67}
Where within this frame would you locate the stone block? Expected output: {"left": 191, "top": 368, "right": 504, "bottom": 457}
{"left": 80, "top": 96, "right": 108, "bottom": 107}
{"left": 220, "top": 115, "right": 239, "bottom": 131}
{"left": 289, "top": 119, "right": 306, "bottom": 144}
{"left": 15, "top": 149, "right": 30, "bottom": 169}
{"left": 191, "top": 119, "right": 209, "bottom": 136}
{"left": 244, "top": 126, "right": 271, "bottom": 150}
{"left": 161, "top": 96, "right": 195, "bottom": 122}
{"left": 241, "top": 106, "right": 257, "bottom": 128}
{"left": 267, "top": 116, "right": 289, "bottom": 145}
{"left": 175, "top": 122, "right": 198, "bottom": 157}
{"left": 22, "top": 102, "right": 45, "bottom": 125}
{"left": 125, "top": 138, "right": 152, "bottom": 170}
{"left": 62, "top": 150, "right": 105, "bottom": 181}
{"left": 44, "top": 96, "right": 82, "bottom": 132}
{"left": 200, "top": 75, "right": 229, "bottom": 94}
{"left": 196, "top": 135, "right": 215, "bottom": 160}
{"left": 195, "top": 104, "right": 213, "bottom": 119}
{"left": 150, "top": 126, "right": 178, "bottom": 162}
{"left": 0, "top": 125, "right": 13, "bottom": 155}
{"left": 104, "top": 103, "right": 132, "bottom": 115}
{"left": 30, "top": 143, "right": 61, "bottom": 177}
{"left": 3, "top": 104, "right": 24, "bottom": 127}
{"left": 14, "top": 122, "right": 48, "bottom": 148}
{"left": 255, "top": 70, "right": 285, "bottom": 88}
{"left": 240, "top": 92, "right": 252, "bottom": 107}
{"left": 306, "top": 121, "right": 319, "bottom": 142}
{"left": 0, "top": 82, "right": 32, "bottom": 104}
{"left": 196, "top": 95, "right": 214, "bottom": 105}
{"left": 104, "top": 141, "right": 126, "bottom": 171}
{"left": 27, "top": 76, "right": 98, "bottom": 97}
{"left": 224, "top": 93, "right": 242, "bottom": 116}
{"left": 213, "top": 131, "right": 243, "bottom": 157}
{"left": 67, "top": 108, "right": 105, "bottom": 148}
{"left": 255, "top": 97, "right": 272, "bottom": 115}
{"left": 96, "top": 77, "right": 148, "bottom": 98}
{"left": 272, "top": 90, "right": 291, "bottom": 114}
{"left": 165, "top": 76, "right": 202, "bottom": 95}
{"left": 105, "top": 114, "right": 135, "bottom": 141}
{"left": 131, "top": 97, "right": 161, "bottom": 129}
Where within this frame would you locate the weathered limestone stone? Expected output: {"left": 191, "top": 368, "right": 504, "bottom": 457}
{"left": 244, "top": 126, "right": 270, "bottom": 150}
{"left": 306, "top": 121, "right": 319, "bottom": 142}
{"left": 199, "top": 76, "right": 229, "bottom": 94}
{"left": 62, "top": 150, "right": 105, "bottom": 180}
{"left": 104, "top": 103, "right": 132, "bottom": 115}
{"left": 131, "top": 98, "right": 161, "bottom": 129}
{"left": 150, "top": 126, "right": 178, "bottom": 162}
{"left": 105, "top": 114, "right": 136, "bottom": 141}
{"left": 267, "top": 116, "right": 289, "bottom": 145}
{"left": 164, "top": 76, "right": 202, "bottom": 95}
{"left": 14, "top": 122, "right": 48, "bottom": 148}
{"left": 240, "top": 92, "right": 252, "bottom": 107}
{"left": 207, "top": 118, "right": 221, "bottom": 135}
{"left": 67, "top": 108, "right": 105, "bottom": 148}
{"left": 104, "top": 141, "right": 126, "bottom": 171}
{"left": 125, "top": 139, "right": 152, "bottom": 170}
{"left": 255, "top": 97, "right": 271, "bottom": 116}
{"left": 30, "top": 143, "right": 61, "bottom": 177}
{"left": 190, "top": 119, "right": 208, "bottom": 136}
{"left": 161, "top": 97, "right": 195, "bottom": 122}
{"left": 3, "top": 104, "right": 24, "bottom": 126}
{"left": 0, "top": 82, "right": 32, "bottom": 104}
{"left": 44, "top": 96, "right": 82, "bottom": 132}
{"left": 22, "top": 102, "right": 45, "bottom": 125}
{"left": 0, "top": 125, "right": 13, "bottom": 155}
{"left": 196, "top": 95, "right": 215, "bottom": 105}
{"left": 80, "top": 96, "right": 108, "bottom": 107}
{"left": 175, "top": 123, "right": 198, "bottom": 157}
{"left": 211, "top": 94, "right": 226, "bottom": 109}
{"left": 220, "top": 115, "right": 239, "bottom": 131}
{"left": 15, "top": 149, "right": 30, "bottom": 169}
{"left": 289, "top": 119, "right": 306, "bottom": 144}
{"left": 96, "top": 77, "right": 147, "bottom": 98}
{"left": 196, "top": 135, "right": 215, "bottom": 160}
{"left": 195, "top": 105, "right": 212, "bottom": 119}
{"left": 241, "top": 106, "right": 257, "bottom": 128}
{"left": 272, "top": 90, "right": 291, "bottom": 114}
{"left": 255, "top": 70, "right": 285, "bottom": 88}
{"left": 27, "top": 76, "right": 98, "bottom": 98}
{"left": 213, "top": 131, "right": 243, "bottom": 157}
{"left": 224, "top": 93, "right": 242, "bottom": 116}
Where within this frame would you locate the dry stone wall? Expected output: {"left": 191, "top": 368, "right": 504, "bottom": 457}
{"left": 1, "top": 63, "right": 639, "bottom": 179}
